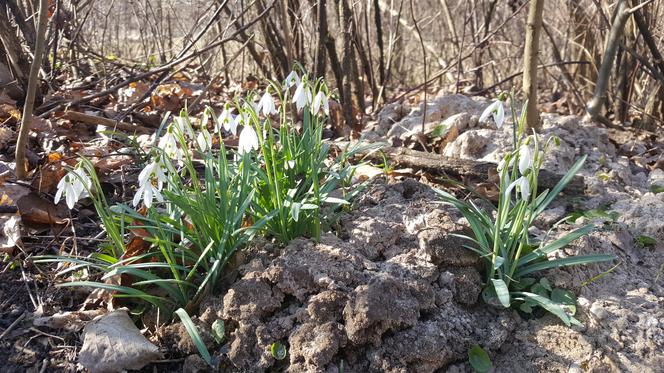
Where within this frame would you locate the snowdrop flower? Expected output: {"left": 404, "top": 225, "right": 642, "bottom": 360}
{"left": 216, "top": 107, "right": 235, "bottom": 133}
{"left": 505, "top": 175, "right": 531, "bottom": 201}
{"left": 172, "top": 116, "right": 195, "bottom": 138}
{"left": 292, "top": 81, "right": 312, "bottom": 111}
{"left": 133, "top": 158, "right": 169, "bottom": 208}
{"left": 285, "top": 160, "right": 295, "bottom": 170}
{"left": 238, "top": 125, "right": 259, "bottom": 154}
{"left": 312, "top": 91, "right": 329, "bottom": 115}
{"left": 158, "top": 129, "right": 183, "bottom": 164}
{"left": 256, "top": 91, "right": 277, "bottom": 116}
{"left": 54, "top": 167, "right": 92, "bottom": 209}
{"left": 518, "top": 143, "right": 534, "bottom": 175}
{"left": 479, "top": 99, "right": 505, "bottom": 128}
{"left": 196, "top": 128, "right": 212, "bottom": 152}
{"left": 229, "top": 112, "right": 250, "bottom": 136}
{"left": 284, "top": 71, "right": 300, "bottom": 88}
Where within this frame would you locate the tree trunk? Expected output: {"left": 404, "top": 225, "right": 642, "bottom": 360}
{"left": 522, "top": 0, "right": 545, "bottom": 131}
{"left": 586, "top": 0, "right": 630, "bottom": 120}
{"left": 0, "top": 2, "right": 32, "bottom": 98}
{"left": 15, "top": 0, "right": 49, "bottom": 179}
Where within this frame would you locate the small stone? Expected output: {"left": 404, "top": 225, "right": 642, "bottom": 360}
{"left": 568, "top": 362, "right": 583, "bottom": 373}
{"left": 589, "top": 302, "right": 609, "bottom": 321}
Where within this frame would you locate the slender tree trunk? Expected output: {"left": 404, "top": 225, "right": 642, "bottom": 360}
{"left": 15, "top": 0, "right": 49, "bottom": 179}
{"left": 586, "top": 0, "right": 630, "bottom": 120}
{"left": 314, "top": 0, "right": 328, "bottom": 78}
{"left": 522, "top": 0, "right": 545, "bottom": 131}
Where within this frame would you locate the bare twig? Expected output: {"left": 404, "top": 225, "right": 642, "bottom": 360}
{"left": 15, "top": 0, "right": 49, "bottom": 179}
{"left": 0, "top": 312, "right": 26, "bottom": 340}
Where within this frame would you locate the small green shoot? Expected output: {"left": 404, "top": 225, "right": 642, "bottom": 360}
{"left": 468, "top": 345, "right": 492, "bottom": 373}
{"left": 271, "top": 342, "right": 287, "bottom": 360}
{"left": 211, "top": 319, "right": 225, "bottom": 344}
{"left": 635, "top": 235, "right": 657, "bottom": 248}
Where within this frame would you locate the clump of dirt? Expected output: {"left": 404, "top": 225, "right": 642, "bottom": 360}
{"left": 361, "top": 95, "right": 664, "bottom": 372}
{"left": 217, "top": 179, "right": 515, "bottom": 372}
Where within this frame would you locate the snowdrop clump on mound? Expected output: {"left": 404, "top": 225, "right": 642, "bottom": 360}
{"left": 437, "top": 94, "right": 615, "bottom": 326}
{"left": 40, "top": 70, "right": 378, "bottom": 366}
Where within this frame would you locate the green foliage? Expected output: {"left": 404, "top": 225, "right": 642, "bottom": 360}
{"left": 436, "top": 96, "right": 615, "bottom": 325}
{"left": 635, "top": 235, "right": 657, "bottom": 248}
{"left": 468, "top": 345, "right": 492, "bottom": 373}
{"left": 271, "top": 342, "right": 287, "bottom": 360}
{"left": 175, "top": 308, "right": 212, "bottom": 366}
{"left": 35, "top": 72, "right": 377, "bottom": 364}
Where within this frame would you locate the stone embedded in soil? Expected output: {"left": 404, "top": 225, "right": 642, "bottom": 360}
{"left": 78, "top": 309, "right": 162, "bottom": 373}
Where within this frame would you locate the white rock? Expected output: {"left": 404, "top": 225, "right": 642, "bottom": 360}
{"left": 589, "top": 302, "right": 609, "bottom": 321}
{"left": 78, "top": 309, "right": 162, "bottom": 373}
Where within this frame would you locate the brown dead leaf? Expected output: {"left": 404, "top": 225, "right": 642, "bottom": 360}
{"left": 32, "top": 160, "right": 66, "bottom": 194}
{"left": 1, "top": 184, "right": 31, "bottom": 206}
{"left": 34, "top": 309, "right": 107, "bottom": 332}
{"left": 121, "top": 236, "right": 151, "bottom": 260}
{"left": 16, "top": 191, "right": 68, "bottom": 226}
{"left": 474, "top": 182, "right": 500, "bottom": 202}
{"left": 94, "top": 155, "right": 134, "bottom": 175}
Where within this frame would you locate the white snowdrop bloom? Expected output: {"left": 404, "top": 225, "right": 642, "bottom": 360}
{"left": 158, "top": 129, "right": 183, "bottom": 164}
{"left": 518, "top": 143, "right": 534, "bottom": 175}
{"left": 229, "top": 112, "right": 250, "bottom": 136}
{"left": 133, "top": 159, "right": 169, "bottom": 208}
{"left": 257, "top": 91, "right": 277, "bottom": 116}
{"left": 292, "top": 81, "right": 312, "bottom": 111}
{"left": 172, "top": 116, "right": 195, "bottom": 138}
{"left": 505, "top": 175, "right": 531, "bottom": 201}
{"left": 312, "top": 91, "right": 329, "bottom": 115}
{"left": 216, "top": 107, "right": 235, "bottom": 133}
{"left": 238, "top": 125, "right": 259, "bottom": 154}
{"left": 196, "top": 128, "right": 212, "bottom": 152}
{"left": 54, "top": 167, "right": 92, "bottom": 209}
{"left": 284, "top": 71, "right": 300, "bottom": 88}
{"left": 285, "top": 160, "right": 295, "bottom": 170}
{"left": 479, "top": 100, "right": 505, "bottom": 128}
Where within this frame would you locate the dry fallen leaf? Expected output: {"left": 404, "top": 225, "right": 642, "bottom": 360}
{"left": 78, "top": 309, "right": 162, "bottom": 372}
{"left": 16, "top": 191, "right": 68, "bottom": 226}
{"left": 33, "top": 309, "right": 107, "bottom": 332}
{"left": 0, "top": 214, "right": 21, "bottom": 252}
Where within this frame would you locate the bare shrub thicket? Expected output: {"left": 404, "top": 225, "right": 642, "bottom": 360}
{"left": 2, "top": 0, "right": 663, "bottom": 126}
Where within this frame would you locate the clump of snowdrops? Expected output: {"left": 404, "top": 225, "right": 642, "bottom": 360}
{"left": 436, "top": 94, "right": 615, "bottom": 326}
{"left": 36, "top": 71, "right": 370, "bottom": 328}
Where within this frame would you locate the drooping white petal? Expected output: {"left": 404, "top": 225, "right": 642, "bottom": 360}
{"left": 217, "top": 108, "right": 234, "bottom": 133}
{"left": 172, "top": 116, "right": 194, "bottom": 138}
{"left": 53, "top": 184, "right": 64, "bottom": 205}
{"left": 479, "top": 101, "right": 496, "bottom": 123}
{"left": 132, "top": 183, "right": 146, "bottom": 207}
{"left": 292, "top": 82, "right": 312, "bottom": 111}
{"left": 158, "top": 130, "right": 182, "bottom": 163}
{"left": 313, "top": 91, "right": 329, "bottom": 115}
{"left": 196, "top": 129, "right": 212, "bottom": 152}
{"left": 238, "top": 125, "right": 259, "bottom": 154}
{"left": 257, "top": 92, "right": 277, "bottom": 116}
{"left": 518, "top": 144, "right": 534, "bottom": 175}
{"left": 479, "top": 100, "right": 505, "bottom": 128}
{"left": 494, "top": 102, "right": 505, "bottom": 128}
{"left": 518, "top": 176, "right": 531, "bottom": 201}
{"left": 284, "top": 71, "right": 300, "bottom": 88}
{"left": 65, "top": 186, "right": 77, "bottom": 209}
{"left": 229, "top": 113, "right": 245, "bottom": 136}
{"left": 505, "top": 176, "right": 531, "bottom": 201}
